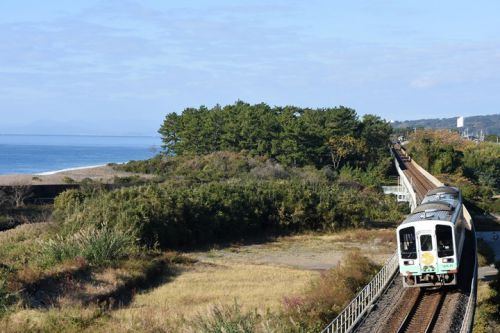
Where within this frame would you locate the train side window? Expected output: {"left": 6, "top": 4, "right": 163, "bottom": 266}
{"left": 436, "top": 225, "right": 454, "bottom": 257}
{"left": 420, "top": 234, "right": 433, "bottom": 251}
{"left": 399, "top": 227, "right": 417, "bottom": 259}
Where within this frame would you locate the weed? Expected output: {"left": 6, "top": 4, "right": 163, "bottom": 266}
{"left": 62, "top": 176, "right": 76, "bottom": 184}
{"left": 188, "top": 302, "right": 258, "bottom": 333}
{"left": 284, "top": 251, "right": 379, "bottom": 330}
{"left": 477, "top": 239, "right": 495, "bottom": 267}
{"left": 38, "top": 224, "right": 137, "bottom": 268}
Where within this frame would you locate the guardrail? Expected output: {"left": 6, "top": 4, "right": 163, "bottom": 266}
{"left": 320, "top": 253, "right": 399, "bottom": 333}
{"left": 460, "top": 206, "right": 478, "bottom": 333}
{"left": 394, "top": 158, "right": 417, "bottom": 212}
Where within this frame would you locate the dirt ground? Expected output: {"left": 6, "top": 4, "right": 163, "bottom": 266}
{"left": 192, "top": 230, "right": 396, "bottom": 271}
{"left": 0, "top": 165, "right": 149, "bottom": 185}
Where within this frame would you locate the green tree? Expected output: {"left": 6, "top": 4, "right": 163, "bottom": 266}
{"left": 360, "top": 114, "right": 392, "bottom": 163}
{"left": 327, "top": 135, "right": 366, "bottom": 169}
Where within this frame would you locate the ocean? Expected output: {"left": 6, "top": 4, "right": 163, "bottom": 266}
{"left": 0, "top": 135, "right": 161, "bottom": 175}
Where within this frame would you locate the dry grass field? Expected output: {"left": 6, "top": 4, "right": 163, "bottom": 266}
{"left": 0, "top": 227, "right": 396, "bottom": 332}
{"left": 91, "top": 229, "right": 396, "bottom": 331}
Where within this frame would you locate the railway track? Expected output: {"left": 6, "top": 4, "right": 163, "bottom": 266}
{"left": 355, "top": 147, "right": 469, "bottom": 333}
{"left": 393, "top": 145, "right": 435, "bottom": 203}
{"left": 397, "top": 289, "right": 446, "bottom": 333}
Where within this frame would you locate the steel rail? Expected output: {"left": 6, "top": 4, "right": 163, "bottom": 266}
{"left": 396, "top": 290, "right": 445, "bottom": 333}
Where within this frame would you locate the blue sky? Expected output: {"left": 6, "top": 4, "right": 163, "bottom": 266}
{"left": 1, "top": 0, "right": 499, "bottom": 135}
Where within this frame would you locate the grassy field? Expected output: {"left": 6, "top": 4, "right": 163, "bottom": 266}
{"left": 0, "top": 227, "right": 395, "bottom": 332}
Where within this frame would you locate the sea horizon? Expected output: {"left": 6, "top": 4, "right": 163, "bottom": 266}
{"left": 0, "top": 134, "right": 161, "bottom": 175}
{"left": 0, "top": 133, "right": 159, "bottom": 138}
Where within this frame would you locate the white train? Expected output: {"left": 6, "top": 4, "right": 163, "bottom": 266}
{"left": 397, "top": 186, "right": 466, "bottom": 287}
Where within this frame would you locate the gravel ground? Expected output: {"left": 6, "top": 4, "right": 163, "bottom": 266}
{"left": 354, "top": 278, "right": 417, "bottom": 333}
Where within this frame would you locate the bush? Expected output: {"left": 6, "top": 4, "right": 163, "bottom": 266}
{"left": 54, "top": 180, "right": 404, "bottom": 249}
{"left": 53, "top": 189, "right": 87, "bottom": 222}
{"left": 38, "top": 224, "right": 136, "bottom": 267}
{"left": 114, "top": 155, "right": 171, "bottom": 174}
{"left": 283, "top": 252, "right": 380, "bottom": 331}
{"left": 477, "top": 239, "right": 495, "bottom": 267}
{"left": 0, "top": 273, "right": 16, "bottom": 315}
{"left": 115, "top": 152, "right": 255, "bottom": 182}
{"left": 188, "top": 303, "right": 259, "bottom": 333}
{"left": 250, "top": 160, "right": 289, "bottom": 180}
{"left": 113, "top": 175, "right": 147, "bottom": 186}
{"left": 62, "top": 176, "right": 76, "bottom": 184}
{"left": 474, "top": 262, "right": 500, "bottom": 333}
{"left": 0, "top": 216, "right": 15, "bottom": 231}
{"left": 338, "top": 158, "right": 393, "bottom": 188}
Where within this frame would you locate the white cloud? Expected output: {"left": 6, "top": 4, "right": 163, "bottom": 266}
{"left": 410, "top": 75, "right": 438, "bottom": 89}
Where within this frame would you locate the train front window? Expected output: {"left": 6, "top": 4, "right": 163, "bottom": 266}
{"left": 399, "top": 227, "right": 417, "bottom": 259}
{"left": 420, "top": 235, "right": 433, "bottom": 251}
{"left": 436, "top": 225, "right": 454, "bottom": 257}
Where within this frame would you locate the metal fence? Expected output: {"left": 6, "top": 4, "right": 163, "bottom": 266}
{"left": 320, "top": 253, "right": 399, "bottom": 333}
{"left": 393, "top": 159, "right": 417, "bottom": 211}
{"left": 460, "top": 206, "right": 478, "bottom": 333}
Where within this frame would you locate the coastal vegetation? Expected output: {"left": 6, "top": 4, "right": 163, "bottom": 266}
{"left": 404, "top": 129, "right": 500, "bottom": 220}
{"left": 2, "top": 104, "right": 497, "bottom": 331}
{"left": 474, "top": 241, "right": 500, "bottom": 333}
{"left": 156, "top": 101, "right": 392, "bottom": 168}
{"left": 0, "top": 102, "right": 406, "bottom": 331}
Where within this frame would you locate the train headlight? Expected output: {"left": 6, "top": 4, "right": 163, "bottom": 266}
{"left": 442, "top": 258, "right": 454, "bottom": 263}
{"left": 403, "top": 260, "right": 414, "bottom": 265}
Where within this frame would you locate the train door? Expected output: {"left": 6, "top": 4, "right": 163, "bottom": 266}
{"left": 417, "top": 232, "right": 437, "bottom": 273}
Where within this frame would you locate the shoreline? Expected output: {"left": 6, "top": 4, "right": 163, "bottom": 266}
{"left": 0, "top": 163, "right": 149, "bottom": 186}
{"left": 35, "top": 163, "right": 116, "bottom": 176}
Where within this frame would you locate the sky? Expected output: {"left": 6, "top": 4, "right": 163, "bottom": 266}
{"left": 1, "top": 0, "right": 500, "bottom": 136}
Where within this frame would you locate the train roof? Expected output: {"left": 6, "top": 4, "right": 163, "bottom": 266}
{"left": 400, "top": 199, "right": 460, "bottom": 227}
{"left": 402, "top": 209, "right": 453, "bottom": 224}
{"left": 413, "top": 202, "right": 452, "bottom": 213}
{"left": 422, "top": 186, "right": 461, "bottom": 209}
{"left": 425, "top": 186, "right": 459, "bottom": 196}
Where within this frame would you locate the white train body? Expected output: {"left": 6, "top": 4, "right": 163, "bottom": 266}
{"left": 397, "top": 186, "right": 466, "bottom": 287}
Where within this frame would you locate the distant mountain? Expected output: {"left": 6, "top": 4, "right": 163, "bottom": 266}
{"left": 392, "top": 114, "right": 500, "bottom": 135}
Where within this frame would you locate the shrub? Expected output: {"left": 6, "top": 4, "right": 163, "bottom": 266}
{"left": 0, "top": 273, "right": 16, "bottom": 315}
{"left": 477, "top": 239, "right": 495, "bottom": 267}
{"left": 474, "top": 262, "right": 500, "bottom": 333}
{"left": 113, "top": 175, "right": 147, "bottom": 186}
{"left": 283, "top": 252, "right": 380, "bottom": 330}
{"left": 114, "top": 154, "right": 171, "bottom": 174}
{"left": 53, "top": 189, "right": 87, "bottom": 222}
{"left": 38, "top": 224, "right": 136, "bottom": 267}
{"left": 54, "top": 180, "right": 404, "bottom": 249}
{"left": 0, "top": 216, "right": 15, "bottom": 231}
{"left": 62, "top": 176, "right": 76, "bottom": 184}
{"left": 188, "top": 303, "right": 259, "bottom": 333}
{"left": 250, "top": 160, "right": 289, "bottom": 180}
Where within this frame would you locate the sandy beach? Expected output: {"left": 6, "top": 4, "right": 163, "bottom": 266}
{"left": 0, "top": 164, "right": 148, "bottom": 186}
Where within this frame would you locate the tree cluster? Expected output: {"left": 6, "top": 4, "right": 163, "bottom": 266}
{"left": 406, "top": 129, "right": 500, "bottom": 213}
{"left": 159, "top": 101, "right": 392, "bottom": 169}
